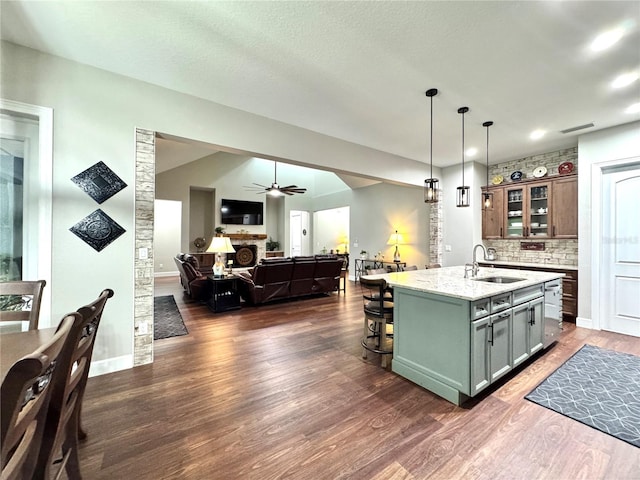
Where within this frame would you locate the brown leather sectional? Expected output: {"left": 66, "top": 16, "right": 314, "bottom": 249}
{"left": 174, "top": 254, "right": 209, "bottom": 300}
{"left": 236, "top": 255, "right": 343, "bottom": 305}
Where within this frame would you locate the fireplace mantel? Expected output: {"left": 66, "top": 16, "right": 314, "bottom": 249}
{"left": 226, "top": 233, "right": 268, "bottom": 241}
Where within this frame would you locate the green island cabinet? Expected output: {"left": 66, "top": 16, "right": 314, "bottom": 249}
{"left": 392, "top": 284, "right": 544, "bottom": 405}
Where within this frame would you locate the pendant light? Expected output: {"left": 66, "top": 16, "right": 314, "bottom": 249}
{"left": 482, "top": 121, "right": 494, "bottom": 210}
{"left": 456, "top": 106, "right": 470, "bottom": 207}
{"left": 424, "top": 88, "right": 439, "bottom": 203}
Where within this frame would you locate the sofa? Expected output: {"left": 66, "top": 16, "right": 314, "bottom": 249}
{"left": 174, "top": 253, "right": 209, "bottom": 300}
{"left": 236, "top": 255, "right": 343, "bottom": 305}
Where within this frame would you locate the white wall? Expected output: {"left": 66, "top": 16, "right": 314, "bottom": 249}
{"left": 441, "top": 161, "right": 485, "bottom": 266}
{"left": 313, "top": 207, "right": 350, "bottom": 254}
{"left": 577, "top": 121, "right": 640, "bottom": 328}
{"left": 154, "top": 200, "right": 181, "bottom": 276}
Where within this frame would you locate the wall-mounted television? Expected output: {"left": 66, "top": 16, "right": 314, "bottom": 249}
{"left": 220, "top": 199, "right": 264, "bottom": 225}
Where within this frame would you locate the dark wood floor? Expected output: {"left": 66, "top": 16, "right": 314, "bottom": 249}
{"left": 78, "top": 276, "right": 640, "bottom": 479}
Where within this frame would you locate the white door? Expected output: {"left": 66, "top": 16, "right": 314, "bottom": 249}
{"left": 290, "top": 210, "right": 310, "bottom": 257}
{"left": 290, "top": 211, "right": 302, "bottom": 256}
{"left": 602, "top": 163, "right": 640, "bottom": 337}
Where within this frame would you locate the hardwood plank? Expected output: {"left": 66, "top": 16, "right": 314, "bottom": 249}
{"left": 77, "top": 276, "right": 640, "bottom": 479}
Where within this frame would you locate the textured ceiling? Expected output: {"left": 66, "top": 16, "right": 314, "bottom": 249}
{"left": 2, "top": 1, "right": 639, "bottom": 167}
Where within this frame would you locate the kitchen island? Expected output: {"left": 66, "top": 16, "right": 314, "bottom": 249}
{"left": 367, "top": 266, "right": 564, "bottom": 405}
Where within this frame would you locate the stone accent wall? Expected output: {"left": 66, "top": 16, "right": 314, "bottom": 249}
{"left": 428, "top": 191, "right": 443, "bottom": 266}
{"left": 485, "top": 239, "right": 578, "bottom": 266}
{"left": 489, "top": 147, "right": 577, "bottom": 181}
{"left": 486, "top": 146, "right": 578, "bottom": 267}
{"left": 134, "top": 128, "right": 155, "bottom": 366}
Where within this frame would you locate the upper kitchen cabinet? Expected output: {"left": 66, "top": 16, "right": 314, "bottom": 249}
{"left": 481, "top": 187, "right": 504, "bottom": 239}
{"left": 550, "top": 176, "right": 578, "bottom": 238}
{"left": 505, "top": 181, "right": 551, "bottom": 239}
{"left": 482, "top": 174, "right": 577, "bottom": 240}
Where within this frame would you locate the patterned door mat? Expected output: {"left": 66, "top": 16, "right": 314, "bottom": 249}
{"left": 154, "top": 295, "right": 188, "bottom": 340}
{"left": 526, "top": 344, "right": 640, "bottom": 447}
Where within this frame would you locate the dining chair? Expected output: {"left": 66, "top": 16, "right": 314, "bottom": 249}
{"left": 35, "top": 289, "right": 114, "bottom": 480}
{"left": 1, "top": 313, "right": 77, "bottom": 480}
{"left": 360, "top": 277, "right": 394, "bottom": 368}
{"left": 0, "top": 280, "right": 47, "bottom": 331}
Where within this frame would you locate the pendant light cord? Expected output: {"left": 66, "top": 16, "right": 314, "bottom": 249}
{"left": 430, "top": 95, "right": 433, "bottom": 179}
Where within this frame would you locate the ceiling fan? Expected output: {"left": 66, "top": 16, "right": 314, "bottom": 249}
{"left": 245, "top": 162, "right": 307, "bottom": 196}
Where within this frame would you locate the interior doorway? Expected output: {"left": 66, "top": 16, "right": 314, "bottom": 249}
{"left": 313, "top": 207, "right": 350, "bottom": 255}
{"left": 601, "top": 162, "right": 640, "bottom": 337}
{"left": 289, "top": 210, "right": 310, "bottom": 256}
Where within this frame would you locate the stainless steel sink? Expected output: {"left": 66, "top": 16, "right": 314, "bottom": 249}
{"left": 474, "top": 276, "right": 525, "bottom": 284}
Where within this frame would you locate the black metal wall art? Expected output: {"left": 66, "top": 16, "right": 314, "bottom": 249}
{"left": 69, "top": 209, "right": 126, "bottom": 252}
{"left": 71, "top": 161, "right": 127, "bottom": 204}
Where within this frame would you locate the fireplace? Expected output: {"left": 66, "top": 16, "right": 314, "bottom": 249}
{"left": 229, "top": 244, "right": 258, "bottom": 267}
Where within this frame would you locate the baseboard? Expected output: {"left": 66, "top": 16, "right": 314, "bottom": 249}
{"left": 89, "top": 354, "right": 134, "bottom": 378}
{"left": 576, "top": 316, "right": 595, "bottom": 330}
{"left": 154, "top": 270, "right": 179, "bottom": 278}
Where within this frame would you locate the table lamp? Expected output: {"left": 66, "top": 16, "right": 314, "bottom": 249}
{"left": 206, "top": 236, "right": 236, "bottom": 277}
{"left": 387, "top": 230, "right": 405, "bottom": 263}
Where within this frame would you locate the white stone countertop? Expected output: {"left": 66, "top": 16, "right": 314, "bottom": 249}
{"left": 362, "top": 266, "right": 564, "bottom": 301}
{"left": 477, "top": 260, "right": 578, "bottom": 271}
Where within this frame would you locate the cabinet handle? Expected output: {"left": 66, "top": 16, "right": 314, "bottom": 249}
{"left": 529, "top": 306, "right": 535, "bottom": 326}
{"left": 553, "top": 225, "right": 556, "bottom": 237}
{"left": 488, "top": 323, "right": 494, "bottom": 346}
{"left": 500, "top": 227, "right": 503, "bottom": 237}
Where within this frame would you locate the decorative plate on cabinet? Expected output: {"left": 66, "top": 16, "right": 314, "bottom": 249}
{"left": 510, "top": 170, "right": 524, "bottom": 181}
{"left": 558, "top": 161, "right": 574, "bottom": 174}
{"left": 533, "top": 166, "right": 547, "bottom": 178}
{"left": 491, "top": 174, "right": 504, "bottom": 185}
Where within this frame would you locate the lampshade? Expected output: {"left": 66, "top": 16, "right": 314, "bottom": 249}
{"left": 206, "top": 236, "right": 236, "bottom": 277}
{"left": 457, "top": 106, "right": 471, "bottom": 208}
{"left": 386, "top": 230, "right": 405, "bottom": 246}
{"left": 424, "top": 88, "right": 439, "bottom": 203}
{"left": 387, "top": 230, "right": 405, "bottom": 263}
{"left": 206, "top": 236, "right": 236, "bottom": 254}
{"left": 482, "top": 121, "right": 494, "bottom": 210}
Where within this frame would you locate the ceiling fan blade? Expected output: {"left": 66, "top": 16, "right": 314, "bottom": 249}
{"left": 252, "top": 182, "right": 269, "bottom": 188}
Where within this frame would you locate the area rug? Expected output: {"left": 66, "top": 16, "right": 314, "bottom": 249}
{"left": 526, "top": 344, "right": 640, "bottom": 447}
{"left": 154, "top": 295, "right": 188, "bottom": 340}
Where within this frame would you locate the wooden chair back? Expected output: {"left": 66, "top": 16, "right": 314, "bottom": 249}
{"left": 36, "top": 289, "right": 114, "bottom": 480}
{"left": 1, "top": 314, "right": 76, "bottom": 480}
{"left": 360, "top": 277, "right": 393, "bottom": 320}
{"left": 0, "top": 280, "right": 46, "bottom": 331}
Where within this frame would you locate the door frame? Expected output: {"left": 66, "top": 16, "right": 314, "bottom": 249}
{"left": 0, "top": 99, "right": 53, "bottom": 324}
{"left": 590, "top": 155, "right": 640, "bottom": 331}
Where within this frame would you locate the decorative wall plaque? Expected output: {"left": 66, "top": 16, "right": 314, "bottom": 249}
{"left": 69, "top": 209, "right": 125, "bottom": 252}
{"left": 521, "top": 242, "right": 545, "bottom": 251}
{"left": 71, "top": 161, "right": 127, "bottom": 204}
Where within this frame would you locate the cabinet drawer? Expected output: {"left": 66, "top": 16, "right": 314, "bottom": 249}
{"left": 491, "top": 292, "right": 512, "bottom": 313}
{"left": 513, "top": 285, "right": 544, "bottom": 305}
{"left": 471, "top": 298, "right": 491, "bottom": 320}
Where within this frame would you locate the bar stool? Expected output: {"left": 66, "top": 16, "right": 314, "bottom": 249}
{"left": 360, "top": 277, "right": 394, "bottom": 368}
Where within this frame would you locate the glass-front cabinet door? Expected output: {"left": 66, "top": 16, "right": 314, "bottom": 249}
{"left": 528, "top": 183, "right": 549, "bottom": 238}
{"left": 505, "top": 182, "right": 550, "bottom": 238}
{"left": 506, "top": 187, "right": 524, "bottom": 237}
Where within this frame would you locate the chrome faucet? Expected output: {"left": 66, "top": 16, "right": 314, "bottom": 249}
{"left": 470, "top": 244, "right": 488, "bottom": 277}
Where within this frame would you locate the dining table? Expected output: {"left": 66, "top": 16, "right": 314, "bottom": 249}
{"left": 0, "top": 327, "right": 57, "bottom": 382}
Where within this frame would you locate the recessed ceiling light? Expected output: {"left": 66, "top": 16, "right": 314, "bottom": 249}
{"left": 626, "top": 102, "right": 640, "bottom": 114}
{"left": 590, "top": 28, "right": 624, "bottom": 52}
{"left": 612, "top": 72, "right": 639, "bottom": 89}
{"left": 466, "top": 147, "right": 478, "bottom": 157}
{"left": 530, "top": 130, "right": 546, "bottom": 140}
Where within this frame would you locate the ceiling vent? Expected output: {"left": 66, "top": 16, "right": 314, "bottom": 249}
{"left": 560, "top": 123, "right": 595, "bottom": 134}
